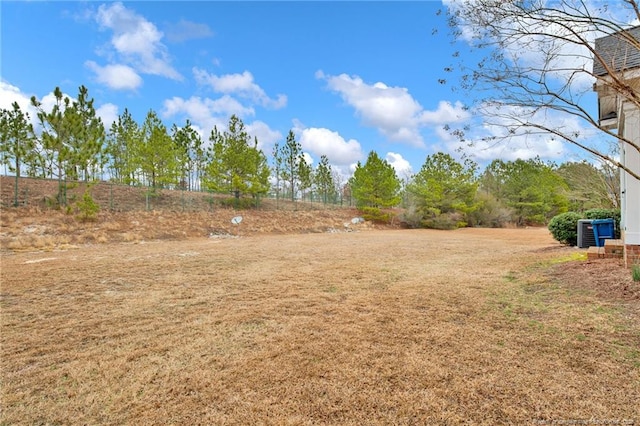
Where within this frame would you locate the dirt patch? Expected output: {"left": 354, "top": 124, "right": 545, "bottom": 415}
{"left": 550, "top": 258, "right": 640, "bottom": 301}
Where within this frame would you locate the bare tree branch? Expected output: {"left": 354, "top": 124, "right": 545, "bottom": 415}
{"left": 445, "top": 0, "right": 640, "bottom": 179}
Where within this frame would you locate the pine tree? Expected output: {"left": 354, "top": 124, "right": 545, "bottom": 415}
{"left": 65, "top": 86, "right": 105, "bottom": 181}
{"left": 31, "top": 87, "right": 74, "bottom": 205}
{"left": 349, "top": 151, "right": 401, "bottom": 220}
{"left": 407, "top": 152, "right": 478, "bottom": 229}
{"left": 314, "top": 155, "right": 336, "bottom": 205}
{"left": 271, "top": 142, "right": 283, "bottom": 206}
{"left": 480, "top": 158, "right": 569, "bottom": 225}
{"left": 172, "top": 119, "right": 204, "bottom": 191}
{"left": 557, "top": 161, "right": 618, "bottom": 211}
{"left": 0, "top": 102, "right": 36, "bottom": 206}
{"left": 106, "top": 109, "right": 141, "bottom": 185}
{"left": 278, "top": 130, "right": 305, "bottom": 202}
{"left": 203, "top": 115, "right": 270, "bottom": 205}
{"left": 138, "top": 109, "right": 180, "bottom": 189}
{"left": 298, "top": 157, "right": 312, "bottom": 203}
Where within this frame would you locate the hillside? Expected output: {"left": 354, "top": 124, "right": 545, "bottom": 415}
{"left": 0, "top": 176, "right": 399, "bottom": 251}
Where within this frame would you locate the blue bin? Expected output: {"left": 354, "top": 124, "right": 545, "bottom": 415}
{"left": 592, "top": 219, "right": 615, "bottom": 247}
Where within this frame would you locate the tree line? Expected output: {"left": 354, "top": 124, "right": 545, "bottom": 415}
{"left": 0, "top": 85, "right": 340, "bottom": 208}
{"left": 1, "top": 85, "right": 618, "bottom": 227}
{"left": 351, "top": 150, "right": 618, "bottom": 228}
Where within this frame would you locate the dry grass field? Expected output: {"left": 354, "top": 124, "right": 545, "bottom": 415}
{"left": 1, "top": 219, "right": 639, "bottom": 424}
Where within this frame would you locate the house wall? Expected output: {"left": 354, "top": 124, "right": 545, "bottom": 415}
{"left": 622, "top": 101, "right": 640, "bottom": 266}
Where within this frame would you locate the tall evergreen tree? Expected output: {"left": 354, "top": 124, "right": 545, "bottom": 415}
{"left": 138, "top": 109, "right": 180, "bottom": 189}
{"left": 31, "top": 87, "right": 74, "bottom": 204}
{"left": 172, "top": 119, "right": 204, "bottom": 191}
{"left": 406, "top": 152, "right": 478, "bottom": 228}
{"left": 557, "top": 161, "right": 618, "bottom": 211}
{"left": 203, "top": 115, "right": 270, "bottom": 202}
{"left": 106, "top": 109, "right": 141, "bottom": 185}
{"left": 247, "top": 136, "right": 271, "bottom": 200}
{"left": 0, "top": 102, "right": 36, "bottom": 206}
{"left": 65, "top": 85, "right": 105, "bottom": 181}
{"left": 480, "top": 158, "right": 569, "bottom": 225}
{"left": 298, "top": 157, "right": 312, "bottom": 202}
{"left": 349, "top": 151, "right": 401, "bottom": 212}
{"left": 271, "top": 142, "right": 283, "bottom": 205}
{"left": 314, "top": 155, "right": 336, "bottom": 204}
{"left": 278, "top": 130, "right": 306, "bottom": 202}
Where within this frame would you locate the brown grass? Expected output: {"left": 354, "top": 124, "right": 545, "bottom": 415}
{"left": 1, "top": 227, "right": 639, "bottom": 424}
{"left": 0, "top": 175, "right": 353, "bottom": 213}
{"left": 0, "top": 206, "right": 374, "bottom": 252}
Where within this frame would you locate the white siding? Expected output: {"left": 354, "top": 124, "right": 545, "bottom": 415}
{"left": 622, "top": 101, "right": 640, "bottom": 244}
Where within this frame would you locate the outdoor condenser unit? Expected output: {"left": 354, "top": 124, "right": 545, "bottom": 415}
{"left": 577, "top": 219, "right": 596, "bottom": 248}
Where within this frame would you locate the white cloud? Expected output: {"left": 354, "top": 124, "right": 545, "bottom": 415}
{"left": 319, "top": 72, "right": 426, "bottom": 147}
{"left": 464, "top": 137, "right": 567, "bottom": 162}
{"left": 96, "top": 103, "right": 119, "bottom": 129}
{"left": 296, "top": 126, "right": 363, "bottom": 166}
{"left": 319, "top": 72, "right": 468, "bottom": 149}
{"left": 385, "top": 152, "right": 413, "bottom": 179}
{"left": 246, "top": 120, "right": 282, "bottom": 153}
{"left": 164, "top": 19, "right": 213, "bottom": 43}
{"left": 95, "top": 2, "right": 181, "bottom": 80}
{"left": 0, "top": 82, "right": 45, "bottom": 135}
{"left": 420, "top": 101, "right": 470, "bottom": 124}
{"left": 39, "top": 90, "right": 74, "bottom": 115}
{"left": 161, "top": 95, "right": 281, "bottom": 151}
{"left": 163, "top": 95, "right": 254, "bottom": 123}
{"left": 449, "top": 103, "right": 586, "bottom": 162}
{"left": 193, "top": 68, "right": 287, "bottom": 109}
{"left": 0, "top": 81, "right": 33, "bottom": 113}
{"left": 302, "top": 152, "right": 314, "bottom": 167}
{"left": 85, "top": 61, "right": 142, "bottom": 91}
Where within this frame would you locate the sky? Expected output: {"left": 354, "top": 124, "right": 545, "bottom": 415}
{"left": 0, "top": 0, "right": 622, "bottom": 179}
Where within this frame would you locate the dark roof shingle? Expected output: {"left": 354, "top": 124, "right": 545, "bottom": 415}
{"left": 593, "top": 25, "right": 640, "bottom": 76}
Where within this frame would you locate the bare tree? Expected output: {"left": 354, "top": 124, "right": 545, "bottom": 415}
{"left": 444, "top": 0, "right": 640, "bottom": 180}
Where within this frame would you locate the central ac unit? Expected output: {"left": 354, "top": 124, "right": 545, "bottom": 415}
{"left": 577, "top": 219, "right": 596, "bottom": 248}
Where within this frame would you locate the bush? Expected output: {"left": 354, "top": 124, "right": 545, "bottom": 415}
{"left": 399, "top": 204, "right": 423, "bottom": 228}
{"left": 584, "top": 208, "right": 621, "bottom": 239}
{"left": 632, "top": 264, "right": 640, "bottom": 282}
{"left": 360, "top": 206, "right": 393, "bottom": 223}
{"left": 422, "top": 212, "right": 466, "bottom": 230}
{"left": 219, "top": 197, "right": 260, "bottom": 209}
{"left": 75, "top": 190, "right": 100, "bottom": 222}
{"left": 548, "top": 211, "right": 582, "bottom": 246}
{"left": 467, "top": 194, "right": 514, "bottom": 228}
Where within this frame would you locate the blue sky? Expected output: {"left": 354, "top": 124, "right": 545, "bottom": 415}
{"left": 0, "top": 1, "right": 607, "bottom": 178}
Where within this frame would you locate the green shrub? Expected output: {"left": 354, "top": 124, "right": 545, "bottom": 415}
{"left": 360, "top": 207, "right": 393, "bottom": 223}
{"left": 422, "top": 212, "right": 465, "bottom": 230}
{"left": 399, "top": 204, "right": 423, "bottom": 228}
{"left": 548, "top": 211, "right": 582, "bottom": 246}
{"left": 632, "top": 264, "right": 640, "bottom": 282}
{"left": 75, "top": 190, "right": 100, "bottom": 222}
{"left": 584, "top": 208, "right": 621, "bottom": 239}
{"left": 467, "top": 193, "right": 514, "bottom": 228}
{"left": 219, "top": 197, "right": 259, "bottom": 209}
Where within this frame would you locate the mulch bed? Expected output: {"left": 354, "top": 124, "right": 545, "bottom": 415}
{"left": 549, "top": 258, "right": 640, "bottom": 302}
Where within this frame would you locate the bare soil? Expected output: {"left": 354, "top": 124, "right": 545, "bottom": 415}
{"left": 1, "top": 216, "right": 639, "bottom": 424}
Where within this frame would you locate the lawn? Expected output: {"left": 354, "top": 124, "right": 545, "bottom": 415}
{"left": 1, "top": 228, "right": 638, "bottom": 424}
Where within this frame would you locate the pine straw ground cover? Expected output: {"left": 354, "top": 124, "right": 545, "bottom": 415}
{"left": 1, "top": 228, "right": 639, "bottom": 424}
